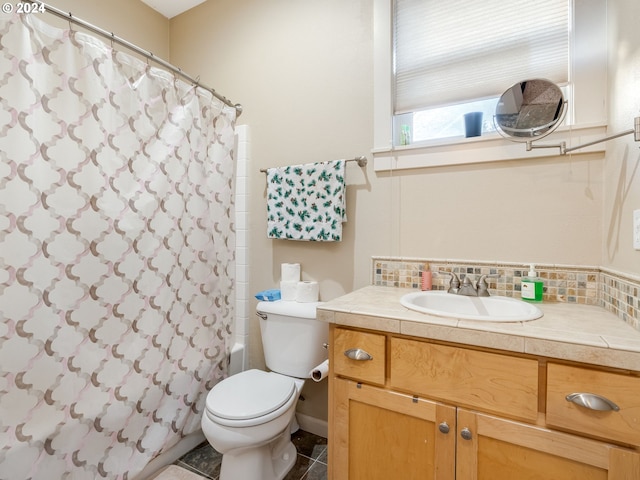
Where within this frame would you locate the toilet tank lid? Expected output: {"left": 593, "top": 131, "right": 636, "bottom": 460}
{"left": 257, "top": 300, "right": 323, "bottom": 319}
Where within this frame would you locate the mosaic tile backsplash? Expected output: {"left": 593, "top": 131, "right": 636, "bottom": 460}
{"left": 372, "top": 257, "right": 640, "bottom": 331}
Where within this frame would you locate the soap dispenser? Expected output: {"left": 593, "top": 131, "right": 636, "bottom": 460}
{"left": 421, "top": 263, "right": 432, "bottom": 291}
{"left": 521, "top": 264, "right": 543, "bottom": 302}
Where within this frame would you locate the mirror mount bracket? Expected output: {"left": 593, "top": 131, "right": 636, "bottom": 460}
{"left": 526, "top": 140, "right": 567, "bottom": 154}
{"left": 526, "top": 116, "right": 640, "bottom": 155}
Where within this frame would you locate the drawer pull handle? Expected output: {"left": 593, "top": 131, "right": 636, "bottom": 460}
{"left": 460, "top": 428, "right": 473, "bottom": 441}
{"left": 438, "top": 422, "right": 450, "bottom": 434}
{"left": 565, "top": 393, "right": 620, "bottom": 412}
{"left": 344, "top": 348, "right": 373, "bottom": 361}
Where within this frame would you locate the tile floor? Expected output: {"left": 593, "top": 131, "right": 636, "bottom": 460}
{"left": 174, "top": 430, "right": 327, "bottom": 480}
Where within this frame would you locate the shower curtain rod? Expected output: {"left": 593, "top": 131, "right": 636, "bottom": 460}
{"left": 25, "top": 0, "right": 243, "bottom": 116}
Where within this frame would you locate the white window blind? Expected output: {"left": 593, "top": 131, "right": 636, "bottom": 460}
{"left": 394, "top": 0, "right": 570, "bottom": 114}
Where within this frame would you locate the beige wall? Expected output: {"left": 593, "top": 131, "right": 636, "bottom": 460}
{"left": 604, "top": 0, "right": 640, "bottom": 272}
{"left": 29, "top": 0, "right": 640, "bottom": 429}
{"left": 167, "top": 0, "right": 640, "bottom": 302}
{"left": 170, "top": 0, "right": 640, "bottom": 422}
{"left": 170, "top": 0, "right": 375, "bottom": 421}
{"left": 44, "top": 0, "right": 169, "bottom": 57}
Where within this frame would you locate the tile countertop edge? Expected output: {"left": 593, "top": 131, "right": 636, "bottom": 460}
{"left": 317, "top": 285, "right": 640, "bottom": 370}
{"left": 524, "top": 337, "right": 640, "bottom": 371}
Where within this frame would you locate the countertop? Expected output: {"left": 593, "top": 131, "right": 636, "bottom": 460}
{"left": 317, "top": 286, "right": 640, "bottom": 371}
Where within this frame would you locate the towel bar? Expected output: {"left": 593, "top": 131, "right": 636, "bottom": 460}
{"left": 259, "top": 156, "right": 367, "bottom": 173}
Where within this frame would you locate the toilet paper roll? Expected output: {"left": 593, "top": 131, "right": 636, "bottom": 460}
{"left": 281, "top": 263, "right": 301, "bottom": 283}
{"left": 310, "top": 360, "right": 329, "bottom": 382}
{"left": 296, "top": 281, "right": 319, "bottom": 303}
{"left": 280, "top": 281, "right": 298, "bottom": 301}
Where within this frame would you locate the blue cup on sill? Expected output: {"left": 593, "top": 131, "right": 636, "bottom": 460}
{"left": 464, "top": 111, "right": 483, "bottom": 137}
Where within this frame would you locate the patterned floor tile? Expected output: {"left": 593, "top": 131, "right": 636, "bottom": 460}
{"left": 175, "top": 430, "right": 327, "bottom": 480}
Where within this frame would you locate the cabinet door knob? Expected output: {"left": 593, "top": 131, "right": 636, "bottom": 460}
{"left": 344, "top": 348, "right": 373, "bottom": 361}
{"left": 565, "top": 392, "right": 620, "bottom": 412}
{"left": 460, "top": 428, "right": 472, "bottom": 441}
{"left": 438, "top": 422, "right": 450, "bottom": 434}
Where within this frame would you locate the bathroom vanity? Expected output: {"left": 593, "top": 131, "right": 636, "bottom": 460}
{"left": 318, "top": 286, "right": 640, "bottom": 480}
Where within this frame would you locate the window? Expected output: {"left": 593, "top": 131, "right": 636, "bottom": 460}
{"left": 395, "top": 98, "right": 499, "bottom": 143}
{"left": 393, "top": 0, "right": 569, "bottom": 145}
{"left": 373, "top": 0, "right": 608, "bottom": 167}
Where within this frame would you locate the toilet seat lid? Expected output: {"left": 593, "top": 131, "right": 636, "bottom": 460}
{"left": 206, "top": 369, "right": 296, "bottom": 421}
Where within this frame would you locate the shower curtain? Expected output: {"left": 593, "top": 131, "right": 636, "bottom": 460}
{"left": 0, "top": 12, "right": 236, "bottom": 479}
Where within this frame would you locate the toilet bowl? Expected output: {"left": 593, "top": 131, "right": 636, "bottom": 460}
{"left": 202, "top": 369, "right": 304, "bottom": 480}
{"left": 200, "top": 301, "right": 328, "bottom": 480}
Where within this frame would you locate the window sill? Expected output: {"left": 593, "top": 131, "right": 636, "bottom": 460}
{"left": 372, "top": 123, "right": 608, "bottom": 172}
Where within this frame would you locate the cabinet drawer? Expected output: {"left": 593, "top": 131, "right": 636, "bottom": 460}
{"left": 332, "top": 328, "right": 386, "bottom": 386}
{"left": 390, "top": 338, "right": 539, "bottom": 422}
{"left": 546, "top": 363, "right": 640, "bottom": 446}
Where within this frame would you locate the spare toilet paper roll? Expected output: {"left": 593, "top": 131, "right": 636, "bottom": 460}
{"left": 281, "top": 263, "right": 301, "bottom": 283}
{"left": 296, "top": 281, "right": 319, "bottom": 303}
{"left": 310, "top": 359, "right": 329, "bottom": 382}
{"left": 280, "top": 281, "right": 298, "bottom": 301}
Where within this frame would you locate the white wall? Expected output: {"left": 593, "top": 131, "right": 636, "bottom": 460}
{"left": 231, "top": 125, "right": 251, "bottom": 374}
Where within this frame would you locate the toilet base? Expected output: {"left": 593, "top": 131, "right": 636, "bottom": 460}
{"left": 219, "top": 430, "right": 297, "bottom": 480}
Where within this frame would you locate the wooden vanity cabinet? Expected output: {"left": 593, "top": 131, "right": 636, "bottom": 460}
{"left": 328, "top": 325, "right": 640, "bottom": 480}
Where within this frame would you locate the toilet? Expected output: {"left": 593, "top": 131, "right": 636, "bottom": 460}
{"left": 201, "top": 300, "right": 328, "bottom": 480}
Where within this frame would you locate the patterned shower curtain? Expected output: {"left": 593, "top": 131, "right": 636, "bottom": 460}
{"left": 0, "top": 11, "right": 236, "bottom": 479}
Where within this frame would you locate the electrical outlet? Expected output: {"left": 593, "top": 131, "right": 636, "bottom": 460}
{"left": 634, "top": 210, "right": 640, "bottom": 250}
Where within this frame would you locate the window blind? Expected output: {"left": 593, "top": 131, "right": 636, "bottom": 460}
{"left": 394, "top": 0, "right": 569, "bottom": 114}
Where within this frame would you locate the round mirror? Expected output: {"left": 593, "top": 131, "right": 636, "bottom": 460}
{"left": 494, "top": 79, "right": 566, "bottom": 141}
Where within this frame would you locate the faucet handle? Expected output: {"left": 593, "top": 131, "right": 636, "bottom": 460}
{"left": 438, "top": 271, "right": 460, "bottom": 294}
{"left": 476, "top": 274, "right": 499, "bottom": 297}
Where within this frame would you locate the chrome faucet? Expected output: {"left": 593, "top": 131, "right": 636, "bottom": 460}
{"left": 458, "top": 276, "right": 479, "bottom": 296}
{"left": 439, "top": 272, "right": 496, "bottom": 297}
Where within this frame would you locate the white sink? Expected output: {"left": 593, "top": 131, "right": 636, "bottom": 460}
{"left": 400, "top": 291, "right": 543, "bottom": 322}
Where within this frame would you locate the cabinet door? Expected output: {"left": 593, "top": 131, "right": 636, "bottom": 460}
{"left": 329, "top": 377, "right": 456, "bottom": 480}
{"left": 456, "top": 409, "right": 640, "bottom": 480}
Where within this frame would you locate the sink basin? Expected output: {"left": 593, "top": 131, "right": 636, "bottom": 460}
{"left": 400, "top": 291, "right": 543, "bottom": 322}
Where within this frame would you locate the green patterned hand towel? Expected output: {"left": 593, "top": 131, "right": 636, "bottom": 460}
{"left": 266, "top": 160, "right": 346, "bottom": 241}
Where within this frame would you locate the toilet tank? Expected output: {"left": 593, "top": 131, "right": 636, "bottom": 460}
{"left": 256, "top": 301, "right": 328, "bottom": 378}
